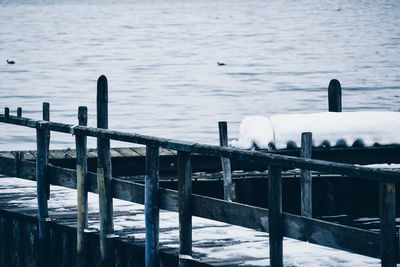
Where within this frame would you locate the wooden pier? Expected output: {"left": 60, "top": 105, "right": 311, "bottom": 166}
{"left": 0, "top": 76, "right": 398, "bottom": 266}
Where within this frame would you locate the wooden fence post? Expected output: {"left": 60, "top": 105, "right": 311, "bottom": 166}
{"left": 145, "top": 145, "right": 160, "bottom": 267}
{"left": 42, "top": 102, "right": 50, "bottom": 199}
{"left": 178, "top": 150, "right": 192, "bottom": 267}
{"left": 97, "top": 75, "right": 114, "bottom": 265}
{"left": 76, "top": 106, "right": 88, "bottom": 267}
{"left": 268, "top": 165, "right": 283, "bottom": 267}
{"left": 380, "top": 182, "right": 396, "bottom": 267}
{"left": 328, "top": 79, "right": 342, "bottom": 112}
{"left": 300, "top": 132, "right": 312, "bottom": 217}
{"left": 17, "top": 107, "right": 22, "bottom": 117}
{"left": 218, "top": 121, "right": 234, "bottom": 201}
{"left": 36, "top": 121, "right": 49, "bottom": 267}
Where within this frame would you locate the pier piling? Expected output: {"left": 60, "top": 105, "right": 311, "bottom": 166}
{"left": 97, "top": 75, "right": 114, "bottom": 265}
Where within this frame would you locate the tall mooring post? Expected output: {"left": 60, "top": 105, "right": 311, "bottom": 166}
{"left": 97, "top": 75, "right": 114, "bottom": 265}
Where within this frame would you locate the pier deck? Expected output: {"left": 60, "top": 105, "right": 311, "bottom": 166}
{"left": 0, "top": 175, "right": 380, "bottom": 266}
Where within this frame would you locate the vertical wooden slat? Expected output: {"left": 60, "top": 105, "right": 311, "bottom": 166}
{"left": 76, "top": 106, "right": 88, "bottom": 267}
{"left": 145, "top": 145, "right": 160, "bottom": 267}
{"left": 42, "top": 102, "right": 51, "bottom": 200}
{"left": 380, "top": 182, "right": 396, "bottom": 267}
{"left": 268, "top": 165, "right": 283, "bottom": 267}
{"left": 97, "top": 75, "right": 114, "bottom": 265}
{"left": 328, "top": 79, "right": 342, "bottom": 112}
{"left": 300, "top": 132, "right": 312, "bottom": 217}
{"left": 178, "top": 150, "right": 192, "bottom": 267}
{"left": 218, "top": 121, "right": 234, "bottom": 201}
{"left": 36, "top": 121, "right": 49, "bottom": 267}
{"left": 17, "top": 107, "right": 22, "bottom": 117}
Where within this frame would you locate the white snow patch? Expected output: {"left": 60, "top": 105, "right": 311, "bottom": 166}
{"left": 231, "top": 111, "right": 400, "bottom": 149}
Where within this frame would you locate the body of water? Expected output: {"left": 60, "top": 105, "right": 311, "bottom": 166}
{"left": 1, "top": 0, "right": 399, "bottom": 150}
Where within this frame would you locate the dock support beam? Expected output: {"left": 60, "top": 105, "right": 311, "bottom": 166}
{"left": 97, "top": 75, "right": 114, "bottom": 266}
{"left": 76, "top": 106, "right": 88, "bottom": 267}
{"left": 145, "top": 145, "right": 160, "bottom": 267}
{"left": 268, "top": 165, "right": 283, "bottom": 267}
{"left": 178, "top": 150, "right": 192, "bottom": 267}
{"left": 218, "top": 121, "right": 234, "bottom": 201}
{"left": 36, "top": 121, "right": 49, "bottom": 267}
{"left": 380, "top": 182, "right": 396, "bottom": 267}
{"left": 300, "top": 132, "right": 312, "bottom": 217}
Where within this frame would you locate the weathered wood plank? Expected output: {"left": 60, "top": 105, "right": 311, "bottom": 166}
{"left": 145, "top": 145, "right": 160, "bottom": 267}
{"left": 178, "top": 151, "right": 192, "bottom": 267}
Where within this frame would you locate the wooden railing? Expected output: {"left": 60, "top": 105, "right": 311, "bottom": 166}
{"left": 0, "top": 76, "right": 398, "bottom": 267}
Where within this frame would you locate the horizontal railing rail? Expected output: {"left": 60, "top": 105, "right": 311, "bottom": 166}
{"left": 1, "top": 114, "right": 399, "bottom": 183}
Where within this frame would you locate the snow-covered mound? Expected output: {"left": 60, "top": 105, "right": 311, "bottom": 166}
{"left": 231, "top": 112, "right": 400, "bottom": 150}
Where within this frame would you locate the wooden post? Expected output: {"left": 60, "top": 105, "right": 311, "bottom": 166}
{"left": 17, "top": 107, "right": 22, "bottom": 117}
{"left": 380, "top": 182, "right": 396, "bottom": 267}
{"left": 300, "top": 132, "right": 312, "bottom": 217}
{"left": 36, "top": 121, "right": 49, "bottom": 267}
{"left": 268, "top": 165, "right": 283, "bottom": 267}
{"left": 13, "top": 151, "right": 24, "bottom": 177}
{"left": 97, "top": 75, "right": 114, "bottom": 265}
{"left": 328, "top": 79, "right": 342, "bottom": 112}
{"left": 145, "top": 145, "right": 160, "bottom": 267}
{"left": 4, "top": 108, "right": 9, "bottom": 122}
{"left": 76, "top": 106, "right": 88, "bottom": 267}
{"left": 42, "top": 102, "right": 50, "bottom": 200}
{"left": 218, "top": 121, "right": 234, "bottom": 201}
{"left": 178, "top": 150, "right": 192, "bottom": 267}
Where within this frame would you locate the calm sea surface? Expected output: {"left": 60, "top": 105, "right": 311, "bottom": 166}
{"left": 0, "top": 0, "right": 399, "bottom": 150}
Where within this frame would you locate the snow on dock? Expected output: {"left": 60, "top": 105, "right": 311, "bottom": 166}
{"left": 231, "top": 112, "right": 400, "bottom": 150}
{"left": 0, "top": 175, "right": 380, "bottom": 266}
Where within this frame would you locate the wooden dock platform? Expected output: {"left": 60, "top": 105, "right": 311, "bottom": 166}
{"left": 0, "top": 175, "right": 381, "bottom": 266}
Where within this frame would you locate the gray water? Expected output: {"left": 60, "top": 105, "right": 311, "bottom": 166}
{"left": 1, "top": 0, "right": 399, "bottom": 150}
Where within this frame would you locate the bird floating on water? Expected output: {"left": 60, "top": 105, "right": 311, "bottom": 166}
{"left": 217, "top": 62, "right": 226, "bottom": 66}
{"left": 6, "top": 60, "right": 15, "bottom": 64}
